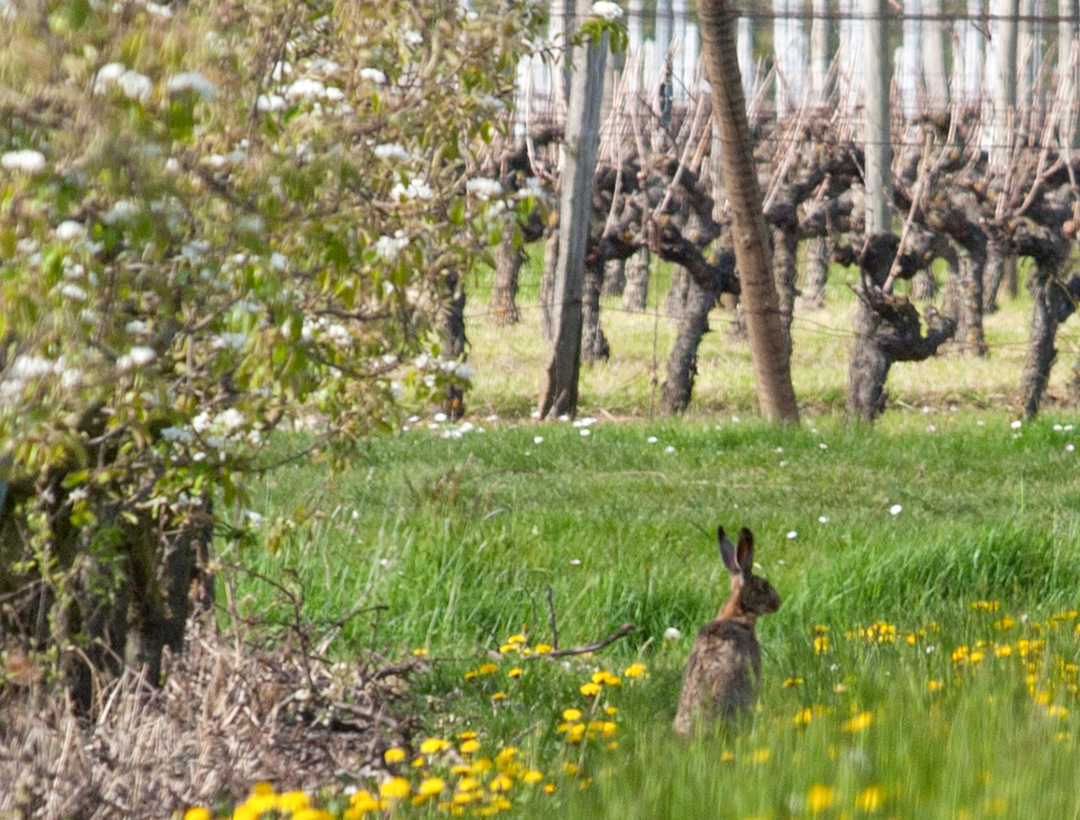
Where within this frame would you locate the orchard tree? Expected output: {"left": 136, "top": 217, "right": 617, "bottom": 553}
{"left": 0, "top": 0, "right": 539, "bottom": 705}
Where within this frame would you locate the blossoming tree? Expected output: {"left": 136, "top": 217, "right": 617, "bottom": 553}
{"left": 0, "top": 0, "right": 538, "bottom": 704}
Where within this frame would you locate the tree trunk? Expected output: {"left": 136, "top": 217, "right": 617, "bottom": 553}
{"left": 799, "top": 235, "right": 829, "bottom": 310}
{"left": 982, "top": 234, "right": 1013, "bottom": 311}
{"left": 622, "top": 247, "right": 651, "bottom": 311}
{"left": 847, "top": 235, "right": 958, "bottom": 421}
{"left": 661, "top": 256, "right": 731, "bottom": 414}
{"left": 540, "top": 226, "right": 559, "bottom": 342}
{"left": 911, "top": 268, "right": 937, "bottom": 301}
{"left": 666, "top": 266, "right": 690, "bottom": 318}
{"left": 772, "top": 225, "right": 797, "bottom": 351}
{"left": 490, "top": 228, "right": 524, "bottom": 325}
{"left": 539, "top": 0, "right": 606, "bottom": 419}
{"left": 581, "top": 261, "right": 610, "bottom": 364}
{"left": 943, "top": 240, "right": 988, "bottom": 356}
{"left": 602, "top": 257, "right": 626, "bottom": 297}
{"left": 699, "top": 0, "right": 800, "bottom": 423}
{"left": 441, "top": 270, "right": 467, "bottom": 419}
{"left": 1020, "top": 269, "right": 1080, "bottom": 416}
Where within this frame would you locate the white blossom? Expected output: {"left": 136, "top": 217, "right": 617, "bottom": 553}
{"left": 256, "top": 93, "right": 286, "bottom": 112}
{"left": 323, "top": 86, "right": 344, "bottom": 102}
{"left": 389, "top": 177, "right": 434, "bottom": 201}
{"left": 591, "top": 1, "right": 623, "bottom": 20}
{"left": 160, "top": 426, "right": 193, "bottom": 444}
{"left": 270, "top": 252, "right": 288, "bottom": 271}
{"left": 93, "top": 62, "right": 127, "bottom": 94}
{"left": 374, "top": 143, "right": 411, "bottom": 162}
{"left": 59, "top": 283, "right": 88, "bottom": 301}
{"left": 118, "top": 70, "right": 153, "bottom": 102}
{"left": 1, "top": 149, "right": 46, "bottom": 173}
{"left": 213, "top": 332, "right": 247, "bottom": 350}
{"left": 374, "top": 231, "right": 410, "bottom": 261}
{"left": 117, "top": 346, "right": 156, "bottom": 370}
{"left": 192, "top": 411, "right": 212, "bottom": 433}
{"left": 103, "top": 200, "right": 138, "bottom": 224}
{"left": 271, "top": 60, "right": 292, "bottom": 81}
{"left": 307, "top": 58, "right": 341, "bottom": 77}
{"left": 889, "top": 504, "right": 903, "bottom": 516}
{"left": 402, "top": 30, "right": 423, "bottom": 45}
{"left": 286, "top": 78, "right": 326, "bottom": 99}
{"left": 54, "top": 221, "right": 86, "bottom": 241}
{"left": 466, "top": 177, "right": 503, "bottom": 201}
{"left": 664, "top": 627, "right": 682, "bottom": 641}
{"left": 359, "top": 67, "right": 387, "bottom": 84}
{"left": 215, "top": 408, "right": 245, "bottom": 432}
{"left": 166, "top": 71, "right": 217, "bottom": 100}
{"left": 454, "top": 363, "right": 474, "bottom": 380}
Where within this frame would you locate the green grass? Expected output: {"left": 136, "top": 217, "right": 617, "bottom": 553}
{"left": 226, "top": 413, "right": 1080, "bottom": 820}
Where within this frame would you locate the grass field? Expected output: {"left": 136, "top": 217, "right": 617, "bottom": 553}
{"left": 195, "top": 254, "right": 1080, "bottom": 820}
{"left": 219, "top": 410, "right": 1080, "bottom": 820}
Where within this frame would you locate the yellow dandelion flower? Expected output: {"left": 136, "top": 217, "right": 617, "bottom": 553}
{"left": 580, "top": 682, "right": 602, "bottom": 696}
{"left": 806, "top": 784, "right": 836, "bottom": 813}
{"left": 720, "top": 750, "right": 735, "bottom": 762}
{"left": 412, "top": 647, "right": 428, "bottom": 657}
{"left": 623, "top": 662, "right": 647, "bottom": 678}
{"left": 508, "top": 633, "right": 527, "bottom": 644}
{"left": 458, "top": 731, "right": 477, "bottom": 740}
{"left": 751, "top": 748, "right": 771, "bottom": 764}
{"left": 783, "top": 676, "right": 804, "bottom": 687}
{"left": 968, "top": 650, "right": 984, "bottom": 663}
{"left": 417, "top": 777, "right": 445, "bottom": 799}
{"left": 843, "top": 710, "right": 873, "bottom": 733}
{"left": 952, "top": 645, "right": 969, "bottom": 663}
{"left": 813, "top": 624, "right": 830, "bottom": 633}
{"left": 566, "top": 723, "right": 586, "bottom": 743}
{"left": 278, "top": 791, "right": 309, "bottom": 811}
{"left": 183, "top": 808, "right": 212, "bottom": 820}
{"left": 856, "top": 785, "right": 885, "bottom": 812}
{"left": 535, "top": 644, "right": 553, "bottom": 653}
{"left": 996, "top": 616, "right": 1016, "bottom": 629}
{"left": 928, "top": 679, "right": 943, "bottom": 691}
{"left": 383, "top": 748, "right": 406, "bottom": 764}
{"left": 499, "top": 644, "right": 517, "bottom": 654}
{"left": 492, "top": 796, "right": 512, "bottom": 810}
{"left": 563, "top": 707, "right": 583, "bottom": 721}
{"left": 994, "top": 645, "right": 1012, "bottom": 657}
{"left": 607, "top": 740, "right": 619, "bottom": 749}
{"left": 477, "top": 663, "right": 498, "bottom": 676}
{"left": 601, "top": 720, "right": 618, "bottom": 736}
{"left": 490, "top": 774, "right": 514, "bottom": 793}
{"left": 522, "top": 769, "right": 544, "bottom": 783}
{"left": 543, "top": 783, "right": 557, "bottom": 794}
{"left": 793, "top": 707, "right": 813, "bottom": 726}
{"left": 460, "top": 739, "right": 481, "bottom": 754}
{"left": 379, "top": 778, "right": 411, "bottom": 800}
{"left": 592, "top": 671, "right": 621, "bottom": 686}
{"left": 457, "top": 777, "right": 480, "bottom": 792}
{"left": 813, "top": 635, "right": 829, "bottom": 654}
{"left": 563, "top": 762, "right": 579, "bottom": 775}
{"left": 604, "top": 705, "right": 618, "bottom": 715}
{"left": 412, "top": 756, "right": 425, "bottom": 768}
{"left": 906, "top": 633, "right": 917, "bottom": 646}
{"left": 1047, "top": 704, "right": 1069, "bottom": 719}
{"left": 472, "top": 757, "right": 494, "bottom": 772}
{"left": 495, "top": 747, "right": 519, "bottom": 764}
{"left": 420, "top": 737, "right": 450, "bottom": 755}
{"left": 293, "top": 810, "right": 333, "bottom": 820}
{"left": 349, "top": 790, "right": 380, "bottom": 812}
{"left": 492, "top": 691, "right": 508, "bottom": 701}
{"left": 451, "top": 791, "right": 478, "bottom": 805}
{"left": 508, "top": 667, "right": 523, "bottom": 678}
{"left": 464, "top": 670, "right": 477, "bottom": 681}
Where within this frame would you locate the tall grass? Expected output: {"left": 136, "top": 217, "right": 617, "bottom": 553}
{"left": 225, "top": 413, "right": 1080, "bottom": 819}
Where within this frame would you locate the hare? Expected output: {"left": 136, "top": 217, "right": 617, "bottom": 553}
{"left": 673, "top": 525, "right": 781, "bottom": 736}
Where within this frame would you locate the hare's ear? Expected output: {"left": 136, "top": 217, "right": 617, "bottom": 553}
{"left": 718, "top": 525, "right": 740, "bottom": 575}
{"left": 736, "top": 528, "right": 755, "bottom": 576}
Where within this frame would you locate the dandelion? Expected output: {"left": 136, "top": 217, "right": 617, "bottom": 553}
{"left": 806, "top": 784, "right": 836, "bottom": 814}
{"left": 787, "top": 530, "right": 797, "bottom": 539}
{"left": 477, "top": 663, "right": 498, "bottom": 676}
{"left": 783, "top": 676, "right": 804, "bottom": 687}
{"left": 416, "top": 777, "right": 445, "bottom": 801}
{"left": 843, "top": 710, "right": 873, "bottom": 733}
{"left": 522, "top": 769, "right": 544, "bottom": 783}
{"left": 508, "top": 667, "right": 523, "bottom": 678}
{"left": 535, "top": 643, "right": 553, "bottom": 653}
{"left": 623, "top": 662, "right": 647, "bottom": 678}
{"left": 183, "top": 808, "right": 212, "bottom": 820}
{"left": 490, "top": 774, "right": 514, "bottom": 792}
{"left": 1011, "top": 419, "right": 1022, "bottom": 429}
{"left": 379, "top": 778, "right": 410, "bottom": 800}
{"left": 750, "top": 748, "right": 771, "bottom": 764}
{"left": 580, "top": 682, "right": 601, "bottom": 696}
{"left": 927, "top": 679, "right": 943, "bottom": 691}
{"left": 793, "top": 707, "right": 813, "bottom": 726}
{"left": 592, "top": 670, "right": 621, "bottom": 686}
{"left": 663, "top": 627, "right": 682, "bottom": 641}
{"left": 856, "top": 785, "right": 885, "bottom": 812}
{"left": 889, "top": 503, "right": 903, "bottom": 515}
{"left": 563, "top": 708, "right": 583, "bottom": 721}
{"left": 384, "top": 748, "right": 406, "bottom": 764}
{"left": 813, "top": 635, "right": 829, "bottom": 654}
{"left": 420, "top": 737, "right": 450, "bottom": 755}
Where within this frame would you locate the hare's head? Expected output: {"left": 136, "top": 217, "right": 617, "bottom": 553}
{"left": 717, "top": 525, "right": 781, "bottom": 619}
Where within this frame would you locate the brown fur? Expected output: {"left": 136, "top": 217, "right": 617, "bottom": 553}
{"left": 673, "top": 525, "right": 781, "bottom": 737}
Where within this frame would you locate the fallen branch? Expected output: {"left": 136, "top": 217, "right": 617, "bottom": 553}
{"left": 542, "top": 622, "right": 635, "bottom": 659}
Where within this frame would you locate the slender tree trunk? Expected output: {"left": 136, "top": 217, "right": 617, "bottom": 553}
{"left": 911, "top": 268, "right": 937, "bottom": 301}
{"left": 666, "top": 266, "right": 691, "bottom": 318}
{"left": 490, "top": 229, "right": 524, "bottom": 325}
{"left": 986, "top": 0, "right": 1018, "bottom": 169}
{"left": 540, "top": 227, "right": 559, "bottom": 342}
{"left": 1059, "top": 0, "right": 1080, "bottom": 148}
{"left": 581, "top": 262, "right": 610, "bottom": 364}
{"left": 539, "top": 0, "right": 606, "bottom": 419}
{"left": 699, "top": 0, "right": 800, "bottom": 423}
{"left": 982, "top": 234, "right": 1012, "bottom": 311}
{"left": 1020, "top": 269, "right": 1080, "bottom": 416}
{"left": 622, "top": 248, "right": 651, "bottom": 311}
{"left": 661, "top": 263, "right": 726, "bottom": 414}
{"left": 864, "top": 0, "right": 892, "bottom": 235}
{"left": 602, "top": 257, "right": 626, "bottom": 297}
{"left": 898, "top": 0, "right": 922, "bottom": 120}
{"left": 772, "top": 226, "right": 798, "bottom": 350}
{"left": 943, "top": 241, "right": 988, "bottom": 356}
{"left": 441, "top": 271, "right": 467, "bottom": 419}
{"left": 799, "top": 235, "right": 829, "bottom": 310}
